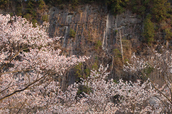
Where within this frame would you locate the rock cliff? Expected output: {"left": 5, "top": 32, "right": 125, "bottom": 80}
{"left": 48, "top": 5, "right": 142, "bottom": 56}
{"left": 47, "top": 5, "right": 143, "bottom": 89}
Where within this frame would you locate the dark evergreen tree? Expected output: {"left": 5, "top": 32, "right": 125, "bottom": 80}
{"left": 150, "top": 0, "right": 170, "bottom": 22}
{"left": 143, "top": 15, "right": 155, "bottom": 45}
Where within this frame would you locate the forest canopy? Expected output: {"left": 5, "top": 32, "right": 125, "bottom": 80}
{"left": 1, "top": 0, "right": 171, "bottom": 17}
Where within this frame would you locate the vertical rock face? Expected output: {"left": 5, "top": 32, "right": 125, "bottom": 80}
{"left": 49, "top": 5, "right": 107, "bottom": 56}
{"left": 49, "top": 5, "right": 142, "bottom": 56}
{"left": 48, "top": 5, "right": 142, "bottom": 89}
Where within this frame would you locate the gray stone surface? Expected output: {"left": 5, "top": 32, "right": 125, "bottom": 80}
{"left": 48, "top": 5, "right": 142, "bottom": 55}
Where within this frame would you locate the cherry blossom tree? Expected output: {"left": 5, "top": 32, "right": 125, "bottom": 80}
{"left": 74, "top": 64, "right": 171, "bottom": 113}
{"left": 0, "top": 14, "right": 88, "bottom": 113}
{"left": 1, "top": 14, "right": 171, "bottom": 114}
{"left": 53, "top": 63, "right": 171, "bottom": 113}
{"left": 123, "top": 48, "right": 172, "bottom": 113}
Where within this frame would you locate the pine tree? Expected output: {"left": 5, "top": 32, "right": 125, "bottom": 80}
{"left": 151, "top": 0, "right": 170, "bottom": 22}
{"left": 143, "top": 15, "right": 155, "bottom": 45}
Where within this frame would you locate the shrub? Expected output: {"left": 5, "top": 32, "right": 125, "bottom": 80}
{"left": 16, "top": 6, "right": 22, "bottom": 16}
{"left": 24, "top": 13, "right": 32, "bottom": 21}
{"left": 143, "top": 15, "right": 155, "bottom": 45}
{"left": 77, "top": 85, "right": 92, "bottom": 95}
{"left": 95, "top": 40, "right": 102, "bottom": 50}
{"left": 92, "top": 62, "right": 98, "bottom": 70}
{"left": 113, "top": 48, "right": 121, "bottom": 58}
{"left": 84, "top": 68, "right": 90, "bottom": 78}
{"left": 69, "top": 28, "right": 76, "bottom": 38}
{"left": 42, "top": 15, "right": 48, "bottom": 22}
{"left": 32, "top": 19, "right": 37, "bottom": 27}
{"left": 165, "top": 28, "right": 172, "bottom": 40}
{"left": 38, "top": 0, "right": 45, "bottom": 9}
{"left": 151, "top": 0, "right": 170, "bottom": 22}
{"left": 0, "top": 0, "right": 8, "bottom": 9}
{"left": 75, "top": 63, "right": 83, "bottom": 78}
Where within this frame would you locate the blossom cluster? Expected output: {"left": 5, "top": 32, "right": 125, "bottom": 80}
{"left": 123, "top": 49, "right": 172, "bottom": 113}
{"left": 0, "top": 14, "right": 88, "bottom": 113}
{"left": 123, "top": 53, "right": 149, "bottom": 72}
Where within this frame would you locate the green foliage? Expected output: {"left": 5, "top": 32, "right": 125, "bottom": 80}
{"left": 84, "top": 68, "right": 90, "bottom": 78}
{"left": 32, "top": 19, "right": 37, "bottom": 27}
{"left": 24, "top": 13, "right": 32, "bottom": 21}
{"left": 124, "top": 58, "right": 129, "bottom": 63}
{"left": 150, "top": 0, "right": 170, "bottom": 22}
{"left": 16, "top": 6, "right": 22, "bottom": 16}
{"left": 10, "top": 12, "right": 13, "bottom": 17}
{"left": 75, "top": 63, "right": 90, "bottom": 80}
{"left": 75, "top": 63, "right": 83, "bottom": 78}
{"left": 95, "top": 40, "right": 102, "bottom": 50}
{"left": 77, "top": 85, "right": 92, "bottom": 95}
{"left": 71, "top": 0, "right": 79, "bottom": 9}
{"left": 129, "top": 0, "right": 170, "bottom": 22}
{"left": 0, "top": 0, "right": 8, "bottom": 8}
{"left": 114, "top": 30, "right": 118, "bottom": 33}
{"left": 113, "top": 48, "right": 121, "bottom": 58}
{"left": 38, "top": 0, "right": 45, "bottom": 9}
{"left": 113, "top": 79, "right": 118, "bottom": 83}
{"left": 42, "top": 15, "right": 48, "bottom": 22}
{"left": 92, "top": 62, "right": 98, "bottom": 70}
{"left": 138, "top": 6, "right": 146, "bottom": 15}
{"left": 142, "top": 66, "right": 154, "bottom": 81}
{"left": 144, "top": 66, "right": 154, "bottom": 75}
{"left": 130, "top": 0, "right": 147, "bottom": 16}
{"left": 108, "top": 0, "right": 128, "bottom": 15}
{"left": 94, "top": 56, "right": 98, "bottom": 60}
{"left": 69, "top": 28, "right": 76, "bottom": 38}
{"left": 43, "top": 0, "right": 129, "bottom": 15}
{"left": 143, "top": 15, "right": 155, "bottom": 45}
{"left": 165, "top": 28, "right": 172, "bottom": 40}
{"left": 26, "top": 0, "right": 34, "bottom": 14}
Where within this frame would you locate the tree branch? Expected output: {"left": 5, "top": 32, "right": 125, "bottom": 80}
{"left": 0, "top": 74, "right": 46, "bottom": 102}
